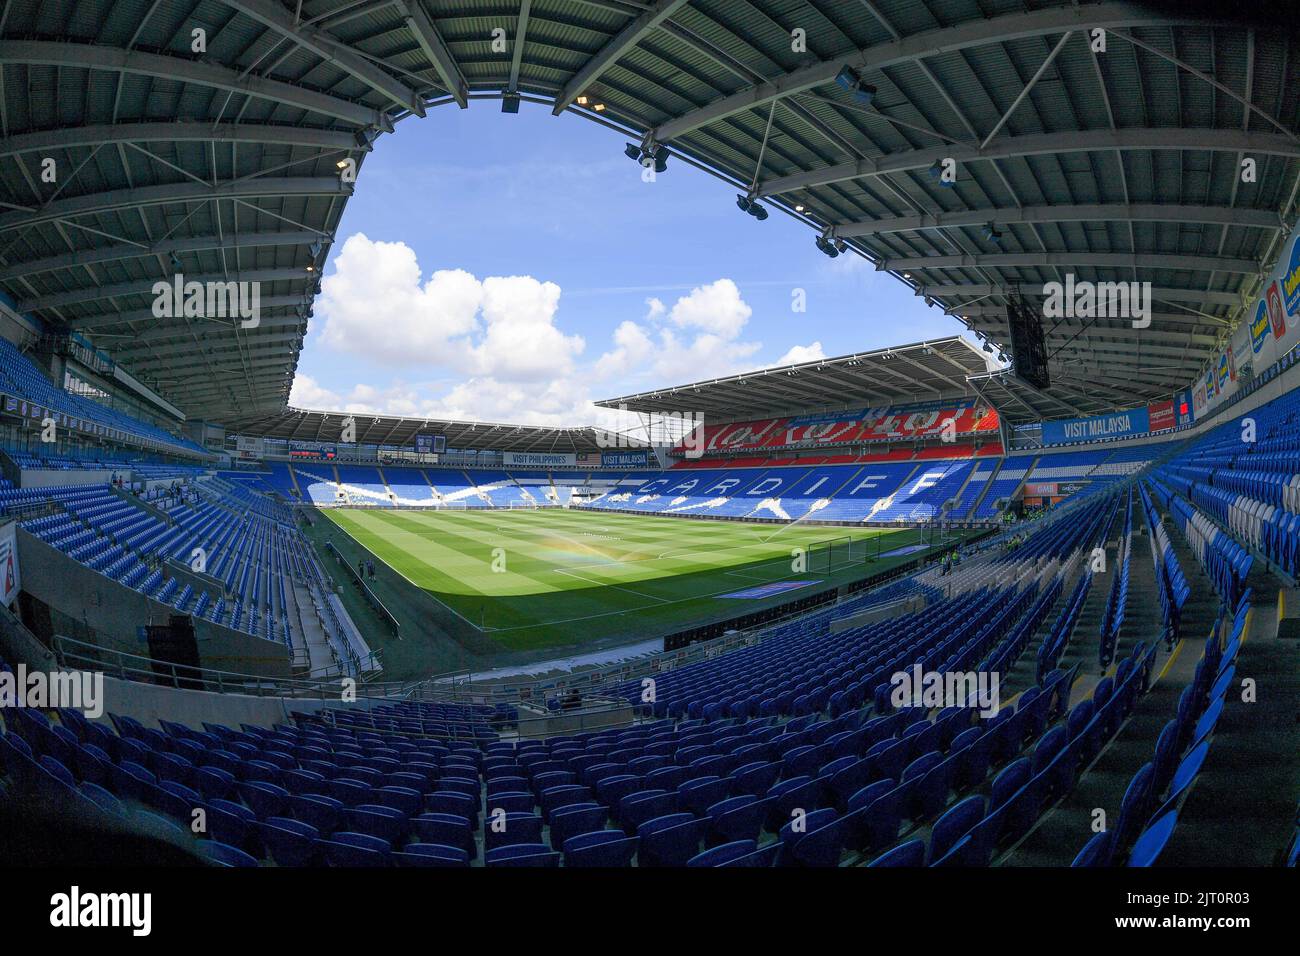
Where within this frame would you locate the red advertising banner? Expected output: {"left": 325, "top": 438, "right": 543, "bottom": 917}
{"left": 1022, "top": 482, "right": 1058, "bottom": 497}
{"left": 1267, "top": 279, "right": 1287, "bottom": 338}
{"left": 675, "top": 401, "right": 999, "bottom": 454}
{"left": 1147, "top": 400, "right": 1175, "bottom": 433}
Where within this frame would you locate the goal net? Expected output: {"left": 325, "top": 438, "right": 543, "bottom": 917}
{"left": 806, "top": 536, "right": 866, "bottom": 572}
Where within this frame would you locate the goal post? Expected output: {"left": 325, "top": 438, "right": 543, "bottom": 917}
{"left": 807, "top": 535, "right": 864, "bottom": 572}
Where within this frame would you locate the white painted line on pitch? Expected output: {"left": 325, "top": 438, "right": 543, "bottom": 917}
{"left": 321, "top": 511, "right": 487, "bottom": 633}
{"left": 551, "top": 567, "right": 670, "bottom": 604}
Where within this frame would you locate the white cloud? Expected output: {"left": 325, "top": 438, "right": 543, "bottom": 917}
{"left": 288, "top": 373, "right": 343, "bottom": 409}
{"left": 315, "top": 235, "right": 581, "bottom": 383}
{"left": 591, "top": 279, "right": 763, "bottom": 386}
{"left": 666, "top": 278, "right": 751, "bottom": 338}
{"left": 645, "top": 327, "right": 761, "bottom": 383}
{"left": 467, "top": 275, "right": 583, "bottom": 382}
{"left": 773, "top": 342, "right": 826, "bottom": 367}
{"left": 316, "top": 234, "right": 480, "bottom": 366}
{"left": 594, "top": 319, "right": 656, "bottom": 379}
{"left": 422, "top": 377, "right": 598, "bottom": 426}
{"left": 298, "top": 235, "right": 801, "bottom": 425}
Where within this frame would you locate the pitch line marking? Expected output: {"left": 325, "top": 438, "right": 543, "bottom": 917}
{"left": 325, "top": 507, "right": 936, "bottom": 636}
{"left": 550, "top": 568, "right": 671, "bottom": 604}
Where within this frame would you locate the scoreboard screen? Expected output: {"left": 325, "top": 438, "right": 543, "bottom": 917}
{"left": 415, "top": 434, "right": 445, "bottom": 454}
{"left": 289, "top": 441, "right": 336, "bottom": 460}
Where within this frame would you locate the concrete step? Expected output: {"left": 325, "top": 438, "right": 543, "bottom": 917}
{"left": 1000, "top": 504, "right": 1225, "bottom": 866}
{"left": 289, "top": 582, "right": 335, "bottom": 675}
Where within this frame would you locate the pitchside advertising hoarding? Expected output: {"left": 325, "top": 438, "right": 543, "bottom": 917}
{"left": 235, "top": 435, "right": 264, "bottom": 460}
{"left": 503, "top": 452, "right": 576, "bottom": 467}
{"left": 1041, "top": 407, "right": 1149, "bottom": 445}
{"left": 0, "top": 522, "right": 19, "bottom": 607}
{"left": 1147, "top": 400, "right": 1175, "bottom": 433}
{"left": 1196, "top": 218, "right": 1300, "bottom": 416}
{"left": 1041, "top": 398, "right": 1177, "bottom": 446}
{"left": 288, "top": 441, "right": 336, "bottom": 460}
{"left": 601, "top": 450, "right": 650, "bottom": 467}
{"left": 783, "top": 397, "right": 978, "bottom": 428}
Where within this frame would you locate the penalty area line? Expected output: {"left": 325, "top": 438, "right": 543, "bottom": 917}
{"left": 550, "top": 567, "right": 671, "bottom": 604}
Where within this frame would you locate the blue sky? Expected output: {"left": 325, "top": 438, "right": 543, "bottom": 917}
{"left": 290, "top": 98, "right": 967, "bottom": 425}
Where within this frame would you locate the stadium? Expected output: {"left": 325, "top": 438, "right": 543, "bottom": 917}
{"left": 0, "top": 0, "right": 1296, "bottom": 917}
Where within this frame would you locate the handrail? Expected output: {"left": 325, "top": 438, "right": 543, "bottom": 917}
{"left": 413, "top": 531, "right": 977, "bottom": 706}
{"left": 325, "top": 540, "right": 400, "bottom": 636}
{"left": 43, "top": 513, "right": 976, "bottom": 707}
{"left": 49, "top": 632, "right": 418, "bottom": 700}
{"left": 301, "top": 691, "right": 639, "bottom": 741}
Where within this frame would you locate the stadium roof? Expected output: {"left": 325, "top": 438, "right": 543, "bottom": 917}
{"left": 596, "top": 336, "right": 996, "bottom": 419}
{"left": 2, "top": 1, "right": 1295, "bottom": 426}
{"left": 225, "top": 407, "right": 605, "bottom": 452}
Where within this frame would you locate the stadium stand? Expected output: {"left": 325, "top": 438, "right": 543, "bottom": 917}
{"left": 0, "top": 0, "right": 1297, "bottom": 893}
{"left": 0, "top": 339, "right": 205, "bottom": 457}
{"left": 11, "top": 372, "right": 1300, "bottom": 872}
{"left": 0, "top": 487, "right": 1179, "bottom": 869}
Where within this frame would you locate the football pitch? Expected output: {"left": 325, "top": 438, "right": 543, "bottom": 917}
{"left": 319, "top": 507, "right": 964, "bottom": 657}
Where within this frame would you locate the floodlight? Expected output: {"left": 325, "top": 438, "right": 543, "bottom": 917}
{"left": 815, "top": 235, "right": 838, "bottom": 258}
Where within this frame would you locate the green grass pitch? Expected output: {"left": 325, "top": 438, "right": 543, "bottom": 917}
{"left": 319, "top": 507, "right": 956, "bottom": 657}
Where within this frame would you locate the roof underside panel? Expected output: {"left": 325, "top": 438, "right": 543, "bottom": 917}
{"left": 0, "top": 0, "right": 1295, "bottom": 434}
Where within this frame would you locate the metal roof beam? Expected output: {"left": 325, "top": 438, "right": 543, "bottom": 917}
{"left": 0, "top": 123, "right": 362, "bottom": 160}
{"left": 553, "top": 0, "right": 691, "bottom": 115}
{"left": 124, "top": 334, "right": 301, "bottom": 364}
{"left": 881, "top": 252, "right": 1259, "bottom": 275}
{"left": 962, "top": 308, "right": 1224, "bottom": 337}
{"left": 652, "top": 3, "right": 1233, "bottom": 143}
{"left": 123, "top": 311, "right": 305, "bottom": 338}
{"left": 0, "top": 177, "right": 350, "bottom": 235}
{"left": 0, "top": 230, "right": 318, "bottom": 282}
{"left": 397, "top": 1, "right": 468, "bottom": 108}
{"left": 507, "top": 0, "right": 532, "bottom": 94}
{"left": 759, "top": 129, "right": 1300, "bottom": 197}
{"left": 1053, "top": 331, "right": 1218, "bottom": 354}
{"left": 69, "top": 296, "right": 304, "bottom": 329}
{"left": 834, "top": 203, "right": 1283, "bottom": 238}
{"left": 17, "top": 268, "right": 309, "bottom": 311}
{"left": 219, "top": 0, "right": 424, "bottom": 115}
{"left": 0, "top": 41, "right": 390, "bottom": 130}
{"left": 920, "top": 282, "right": 1244, "bottom": 309}
{"left": 1043, "top": 338, "right": 1214, "bottom": 362}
